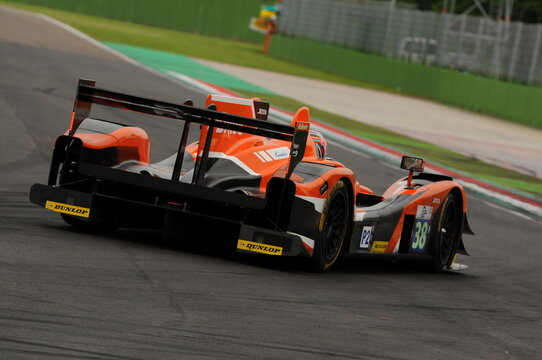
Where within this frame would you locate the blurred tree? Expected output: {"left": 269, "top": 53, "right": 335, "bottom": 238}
{"left": 396, "top": 0, "right": 542, "bottom": 23}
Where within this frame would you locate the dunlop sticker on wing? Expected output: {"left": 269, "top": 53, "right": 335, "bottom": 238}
{"left": 371, "top": 241, "right": 388, "bottom": 253}
{"left": 45, "top": 201, "right": 90, "bottom": 218}
{"left": 237, "top": 240, "right": 283, "bottom": 256}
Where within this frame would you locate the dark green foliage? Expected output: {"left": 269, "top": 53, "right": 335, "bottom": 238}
{"left": 399, "top": 0, "right": 542, "bottom": 23}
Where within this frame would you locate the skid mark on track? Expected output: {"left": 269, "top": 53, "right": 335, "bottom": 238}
{"left": 123, "top": 247, "right": 187, "bottom": 323}
{"left": 0, "top": 337, "right": 141, "bottom": 360}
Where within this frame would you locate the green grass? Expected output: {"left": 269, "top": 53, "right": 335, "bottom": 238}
{"left": 0, "top": 1, "right": 395, "bottom": 94}
{"left": 237, "top": 92, "right": 542, "bottom": 197}
{"left": 2, "top": 0, "right": 541, "bottom": 199}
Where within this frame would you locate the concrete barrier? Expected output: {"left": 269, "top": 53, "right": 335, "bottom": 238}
{"left": 9, "top": 0, "right": 540, "bottom": 128}
{"left": 269, "top": 35, "right": 542, "bottom": 129}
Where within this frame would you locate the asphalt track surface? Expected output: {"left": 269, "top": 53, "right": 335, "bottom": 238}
{"left": 1, "top": 7, "right": 541, "bottom": 360}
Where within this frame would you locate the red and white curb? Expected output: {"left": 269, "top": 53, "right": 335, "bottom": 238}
{"left": 166, "top": 72, "right": 542, "bottom": 220}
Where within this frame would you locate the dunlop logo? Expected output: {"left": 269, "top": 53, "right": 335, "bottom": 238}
{"left": 45, "top": 201, "right": 90, "bottom": 218}
{"left": 237, "top": 239, "right": 283, "bottom": 256}
{"left": 371, "top": 241, "right": 388, "bottom": 253}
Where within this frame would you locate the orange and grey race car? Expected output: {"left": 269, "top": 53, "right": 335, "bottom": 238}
{"left": 29, "top": 79, "right": 474, "bottom": 272}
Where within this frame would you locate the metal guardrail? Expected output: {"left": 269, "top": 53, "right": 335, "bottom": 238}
{"left": 278, "top": 0, "right": 542, "bottom": 86}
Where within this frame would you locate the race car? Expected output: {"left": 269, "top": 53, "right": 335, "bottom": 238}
{"left": 29, "top": 79, "right": 474, "bottom": 272}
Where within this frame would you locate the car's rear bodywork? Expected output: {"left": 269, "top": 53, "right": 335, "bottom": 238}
{"left": 30, "top": 79, "right": 473, "bottom": 272}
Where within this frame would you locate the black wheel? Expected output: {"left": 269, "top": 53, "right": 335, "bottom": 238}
{"left": 428, "top": 193, "right": 460, "bottom": 272}
{"left": 312, "top": 179, "right": 352, "bottom": 272}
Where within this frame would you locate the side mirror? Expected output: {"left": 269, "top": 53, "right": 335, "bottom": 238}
{"left": 401, "top": 156, "right": 425, "bottom": 172}
{"left": 401, "top": 156, "right": 425, "bottom": 188}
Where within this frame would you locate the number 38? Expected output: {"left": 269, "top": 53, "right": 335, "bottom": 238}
{"left": 412, "top": 220, "right": 429, "bottom": 251}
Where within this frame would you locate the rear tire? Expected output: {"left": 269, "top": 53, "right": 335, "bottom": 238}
{"left": 428, "top": 193, "right": 460, "bottom": 272}
{"left": 312, "top": 180, "right": 352, "bottom": 272}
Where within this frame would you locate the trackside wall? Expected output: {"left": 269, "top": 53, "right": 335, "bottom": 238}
{"left": 5, "top": 0, "right": 264, "bottom": 43}
{"left": 269, "top": 35, "right": 542, "bottom": 129}
{"left": 8, "top": 0, "right": 541, "bottom": 129}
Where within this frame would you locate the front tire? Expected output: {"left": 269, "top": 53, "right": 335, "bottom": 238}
{"left": 428, "top": 193, "right": 460, "bottom": 272}
{"left": 312, "top": 179, "right": 352, "bottom": 272}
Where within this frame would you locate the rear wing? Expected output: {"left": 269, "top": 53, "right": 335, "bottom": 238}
{"left": 49, "top": 79, "right": 310, "bottom": 211}
{"left": 68, "top": 79, "right": 308, "bottom": 182}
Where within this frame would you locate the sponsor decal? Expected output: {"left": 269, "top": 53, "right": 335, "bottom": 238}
{"left": 411, "top": 205, "right": 433, "bottom": 252}
{"left": 415, "top": 205, "right": 433, "bottom": 220}
{"left": 267, "top": 146, "right": 290, "bottom": 160}
{"left": 371, "top": 241, "right": 387, "bottom": 253}
{"left": 290, "top": 143, "right": 300, "bottom": 157}
{"left": 253, "top": 101, "right": 270, "bottom": 120}
{"left": 319, "top": 181, "right": 329, "bottom": 195}
{"left": 433, "top": 197, "right": 441, "bottom": 204}
{"left": 295, "top": 122, "right": 310, "bottom": 131}
{"left": 45, "top": 200, "right": 90, "bottom": 218}
{"left": 255, "top": 147, "right": 290, "bottom": 162}
{"left": 359, "top": 226, "right": 372, "bottom": 249}
{"left": 215, "top": 128, "right": 243, "bottom": 135}
{"left": 237, "top": 239, "right": 283, "bottom": 255}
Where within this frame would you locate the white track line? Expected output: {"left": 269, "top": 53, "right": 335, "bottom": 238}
{"left": 1, "top": 5, "right": 203, "bottom": 92}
